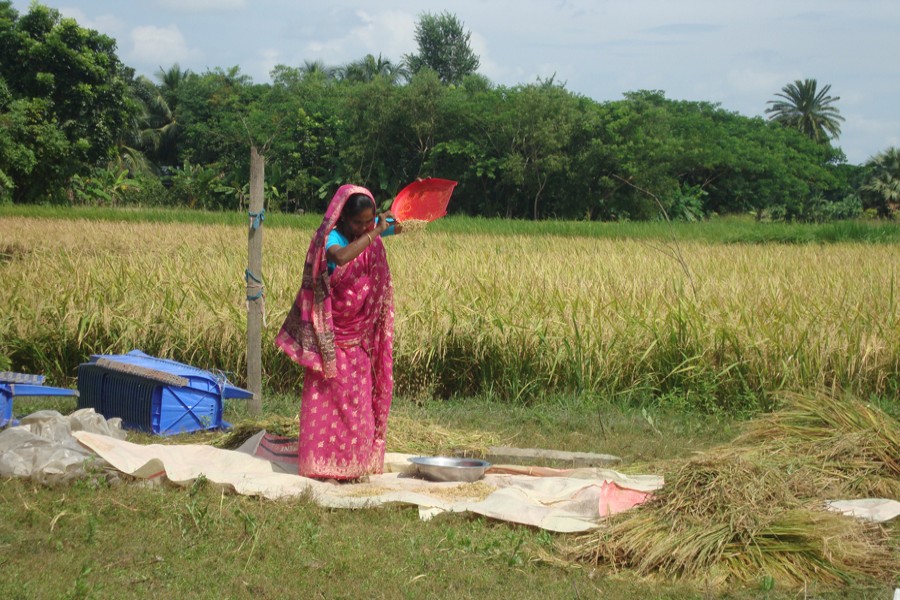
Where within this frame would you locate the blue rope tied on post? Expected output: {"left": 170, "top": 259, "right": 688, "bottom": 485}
{"left": 248, "top": 209, "right": 266, "bottom": 230}
{"left": 244, "top": 268, "right": 266, "bottom": 327}
{"left": 245, "top": 268, "right": 264, "bottom": 300}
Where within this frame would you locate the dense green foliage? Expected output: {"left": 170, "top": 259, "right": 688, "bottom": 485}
{"left": 0, "top": 1, "right": 135, "bottom": 203}
{"left": 860, "top": 147, "right": 900, "bottom": 217}
{"left": 0, "top": 3, "right": 895, "bottom": 221}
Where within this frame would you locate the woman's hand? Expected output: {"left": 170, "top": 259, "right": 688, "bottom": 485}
{"left": 375, "top": 210, "right": 396, "bottom": 235}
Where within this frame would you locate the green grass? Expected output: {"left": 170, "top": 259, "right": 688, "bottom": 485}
{"left": 2, "top": 478, "right": 839, "bottom": 600}
{"left": 428, "top": 214, "right": 900, "bottom": 244}
{"left": 2, "top": 480, "right": 890, "bottom": 600}
{"left": 2, "top": 204, "right": 897, "bottom": 243}
{"left": 386, "top": 394, "right": 742, "bottom": 469}
{"left": 1, "top": 393, "right": 893, "bottom": 599}
{"left": 10, "top": 392, "right": 740, "bottom": 468}
{"left": 0, "top": 204, "right": 322, "bottom": 229}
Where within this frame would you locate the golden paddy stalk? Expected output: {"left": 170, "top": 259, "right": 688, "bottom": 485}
{"left": 1, "top": 216, "right": 897, "bottom": 409}
{"left": 565, "top": 391, "right": 899, "bottom": 588}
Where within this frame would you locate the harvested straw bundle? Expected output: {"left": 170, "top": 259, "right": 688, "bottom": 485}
{"left": 568, "top": 390, "right": 899, "bottom": 589}
{"left": 737, "top": 390, "right": 900, "bottom": 498}
{"left": 210, "top": 415, "right": 298, "bottom": 449}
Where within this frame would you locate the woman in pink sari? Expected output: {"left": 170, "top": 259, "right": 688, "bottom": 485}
{"left": 276, "top": 184, "right": 401, "bottom": 480}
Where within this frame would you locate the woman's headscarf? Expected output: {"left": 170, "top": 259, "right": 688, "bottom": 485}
{"left": 275, "top": 184, "right": 375, "bottom": 378}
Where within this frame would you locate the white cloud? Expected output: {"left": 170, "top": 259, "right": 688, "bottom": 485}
{"left": 128, "top": 25, "right": 202, "bottom": 68}
{"left": 156, "top": 0, "right": 246, "bottom": 12}
{"left": 252, "top": 48, "right": 282, "bottom": 82}
{"left": 57, "top": 7, "right": 125, "bottom": 38}
{"left": 305, "top": 10, "right": 417, "bottom": 64}
{"left": 353, "top": 10, "right": 417, "bottom": 59}
{"left": 469, "top": 30, "right": 502, "bottom": 81}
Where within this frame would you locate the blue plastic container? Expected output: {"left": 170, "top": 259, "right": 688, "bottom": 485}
{"left": 0, "top": 372, "right": 79, "bottom": 427}
{"left": 76, "top": 350, "right": 253, "bottom": 435}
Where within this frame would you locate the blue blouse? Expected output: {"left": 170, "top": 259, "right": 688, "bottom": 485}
{"left": 326, "top": 219, "right": 395, "bottom": 272}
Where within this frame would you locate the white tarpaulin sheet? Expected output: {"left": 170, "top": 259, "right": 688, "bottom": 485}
{"left": 5, "top": 411, "right": 895, "bottom": 531}
{"left": 72, "top": 430, "right": 663, "bottom": 533}
{"left": 826, "top": 499, "right": 900, "bottom": 523}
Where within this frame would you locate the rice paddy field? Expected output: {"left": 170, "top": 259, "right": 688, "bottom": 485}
{"left": 1, "top": 212, "right": 898, "bottom": 411}
{"left": 1, "top": 209, "right": 899, "bottom": 598}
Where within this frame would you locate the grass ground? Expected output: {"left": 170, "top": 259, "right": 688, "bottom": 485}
{"left": 0, "top": 394, "right": 894, "bottom": 599}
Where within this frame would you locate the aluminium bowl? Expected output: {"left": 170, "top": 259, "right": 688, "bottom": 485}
{"left": 407, "top": 456, "right": 491, "bottom": 482}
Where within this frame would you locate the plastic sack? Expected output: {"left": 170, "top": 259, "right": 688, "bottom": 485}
{"left": 0, "top": 408, "right": 126, "bottom": 485}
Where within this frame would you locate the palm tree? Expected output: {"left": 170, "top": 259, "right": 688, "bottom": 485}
{"left": 111, "top": 75, "right": 159, "bottom": 174}
{"left": 149, "top": 64, "right": 196, "bottom": 167}
{"left": 860, "top": 147, "right": 900, "bottom": 218}
{"left": 298, "top": 60, "right": 338, "bottom": 82}
{"left": 765, "top": 79, "right": 845, "bottom": 143}
{"left": 340, "top": 54, "right": 409, "bottom": 84}
{"left": 156, "top": 63, "right": 192, "bottom": 109}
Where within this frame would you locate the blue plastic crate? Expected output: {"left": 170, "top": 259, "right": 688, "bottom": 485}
{"left": 0, "top": 372, "right": 79, "bottom": 427}
{"left": 76, "top": 350, "right": 253, "bottom": 435}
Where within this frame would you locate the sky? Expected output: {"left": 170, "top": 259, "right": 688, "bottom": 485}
{"left": 8, "top": 0, "right": 900, "bottom": 165}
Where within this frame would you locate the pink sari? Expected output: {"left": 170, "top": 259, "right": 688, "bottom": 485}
{"left": 275, "top": 185, "right": 394, "bottom": 479}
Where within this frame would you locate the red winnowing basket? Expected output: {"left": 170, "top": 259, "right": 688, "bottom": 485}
{"left": 391, "top": 178, "right": 458, "bottom": 223}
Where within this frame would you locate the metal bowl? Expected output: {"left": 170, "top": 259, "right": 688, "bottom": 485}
{"left": 408, "top": 456, "right": 491, "bottom": 482}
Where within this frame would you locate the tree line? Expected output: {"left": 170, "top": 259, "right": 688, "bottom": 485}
{"left": 1, "top": 3, "right": 897, "bottom": 220}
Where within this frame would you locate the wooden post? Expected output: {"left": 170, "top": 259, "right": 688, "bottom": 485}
{"left": 247, "top": 145, "right": 264, "bottom": 415}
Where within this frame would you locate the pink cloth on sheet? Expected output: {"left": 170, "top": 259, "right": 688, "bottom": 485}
{"left": 596, "top": 480, "right": 653, "bottom": 516}
{"left": 275, "top": 184, "right": 394, "bottom": 480}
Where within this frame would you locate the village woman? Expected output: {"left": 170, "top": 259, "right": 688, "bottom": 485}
{"left": 276, "top": 184, "right": 402, "bottom": 481}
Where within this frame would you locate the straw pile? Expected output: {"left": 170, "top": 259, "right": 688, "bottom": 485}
{"left": 567, "top": 390, "right": 899, "bottom": 589}
{"left": 209, "top": 415, "right": 298, "bottom": 449}
{"left": 737, "top": 391, "right": 899, "bottom": 499}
